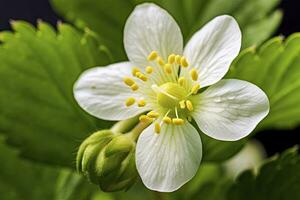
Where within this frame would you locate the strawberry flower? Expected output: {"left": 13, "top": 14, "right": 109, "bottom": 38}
{"left": 74, "top": 3, "right": 269, "bottom": 192}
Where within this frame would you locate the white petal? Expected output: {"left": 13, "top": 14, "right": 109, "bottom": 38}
{"left": 183, "top": 15, "right": 241, "bottom": 88}
{"left": 192, "top": 79, "right": 269, "bottom": 141}
{"left": 124, "top": 3, "right": 183, "bottom": 67}
{"left": 74, "top": 62, "right": 150, "bottom": 121}
{"left": 136, "top": 122, "right": 202, "bottom": 192}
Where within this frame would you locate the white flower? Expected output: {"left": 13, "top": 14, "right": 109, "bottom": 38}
{"left": 73, "top": 3, "right": 269, "bottom": 192}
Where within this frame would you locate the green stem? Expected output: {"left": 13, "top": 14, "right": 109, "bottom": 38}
{"left": 110, "top": 117, "right": 138, "bottom": 134}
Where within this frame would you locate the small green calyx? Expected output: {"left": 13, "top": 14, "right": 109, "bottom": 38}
{"left": 76, "top": 130, "right": 137, "bottom": 192}
{"left": 157, "top": 83, "right": 188, "bottom": 108}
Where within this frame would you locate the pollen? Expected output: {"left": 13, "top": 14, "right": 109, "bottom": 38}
{"left": 190, "top": 68, "right": 198, "bottom": 81}
{"left": 123, "top": 77, "right": 135, "bottom": 86}
{"left": 178, "top": 77, "right": 186, "bottom": 86}
{"left": 154, "top": 122, "right": 161, "bottom": 134}
{"left": 186, "top": 100, "right": 193, "bottom": 111}
{"left": 138, "top": 99, "right": 146, "bottom": 107}
{"left": 163, "top": 116, "right": 172, "bottom": 124}
{"left": 148, "top": 51, "right": 158, "bottom": 61}
{"left": 172, "top": 118, "right": 184, "bottom": 125}
{"left": 137, "top": 73, "right": 147, "bottom": 81}
{"left": 125, "top": 97, "right": 135, "bottom": 106}
{"left": 157, "top": 57, "right": 165, "bottom": 66}
{"left": 131, "top": 83, "right": 139, "bottom": 91}
{"left": 146, "top": 66, "right": 153, "bottom": 74}
{"left": 147, "top": 111, "right": 160, "bottom": 118}
{"left": 164, "top": 64, "right": 172, "bottom": 74}
{"left": 139, "top": 115, "right": 150, "bottom": 123}
{"left": 132, "top": 67, "right": 140, "bottom": 76}
{"left": 191, "top": 84, "right": 200, "bottom": 94}
{"left": 168, "top": 54, "right": 176, "bottom": 64}
{"left": 175, "top": 55, "right": 181, "bottom": 65}
{"left": 180, "top": 57, "right": 189, "bottom": 67}
{"left": 179, "top": 100, "right": 186, "bottom": 109}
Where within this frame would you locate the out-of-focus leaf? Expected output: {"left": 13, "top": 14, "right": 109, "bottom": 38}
{"left": 0, "top": 136, "right": 59, "bottom": 200}
{"left": 55, "top": 170, "right": 111, "bottom": 200}
{"left": 51, "top": 0, "right": 282, "bottom": 61}
{"left": 227, "top": 147, "right": 300, "bottom": 200}
{"left": 0, "top": 21, "right": 112, "bottom": 168}
{"left": 227, "top": 33, "right": 300, "bottom": 130}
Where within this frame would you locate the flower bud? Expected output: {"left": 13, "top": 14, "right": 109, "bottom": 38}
{"left": 76, "top": 130, "right": 137, "bottom": 192}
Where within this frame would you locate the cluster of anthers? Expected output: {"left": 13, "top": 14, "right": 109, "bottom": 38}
{"left": 123, "top": 51, "right": 201, "bottom": 134}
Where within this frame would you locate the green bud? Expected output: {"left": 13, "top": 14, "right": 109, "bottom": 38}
{"left": 76, "top": 130, "right": 137, "bottom": 192}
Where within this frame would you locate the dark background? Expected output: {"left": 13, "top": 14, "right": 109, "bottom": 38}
{"left": 0, "top": 0, "right": 299, "bottom": 156}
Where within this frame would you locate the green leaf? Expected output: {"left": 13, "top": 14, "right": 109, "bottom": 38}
{"left": 227, "top": 147, "right": 300, "bottom": 200}
{"left": 227, "top": 33, "right": 300, "bottom": 129}
{"left": 0, "top": 21, "right": 113, "bottom": 168}
{"left": 51, "top": 0, "right": 282, "bottom": 61}
{"left": 0, "top": 136, "right": 59, "bottom": 200}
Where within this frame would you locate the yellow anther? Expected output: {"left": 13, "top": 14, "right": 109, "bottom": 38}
{"left": 154, "top": 122, "right": 161, "bottom": 134}
{"left": 178, "top": 77, "right": 186, "bottom": 86}
{"left": 136, "top": 72, "right": 142, "bottom": 77}
{"left": 157, "top": 57, "right": 165, "bottom": 66}
{"left": 179, "top": 100, "right": 186, "bottom": 109}
{"left": 168, "top": 54, "right": 176, "bottom": 64}
{"left": 190, "top": 68, "right": 198, "bottom": 81}
{"left": 138, "top": 74, "right": 148, "bottom": 82}
{"left": 164, "top": 64, "right": 172, "bottom": 74}
{"left": 191, "top": 84, "right": 200, "bottom": 94}
{"left": 139, "top": 115, "right": 149, "bottom": 122}
{"left": 125, "top": 97, "right": 135, "bottom": 107}
{"left": 148, "top": 51, "right": 158, "bottom": 61}
{"left": 146, "top": 66, "right": 153, "bottom": 74}
{"left": 132, "top": 67, "right": 140, "bottom": 76}
{"left": 186, "top": 100, "right": 193, "bottom": 111}
{"left": 163, "top": 116, "right": 172, "bottom": 124}
{"left": 138, "top": 99, "right": 146, "bottom": 107}
{"left": 147, "top": 111, "right": 160, "bottom": 118}
{"left": 172, "top": 118, "right": 184, "bottom": 125}
{"left": 180, "top": 56, "right": 189, "bottom": 67}
{"left": 175, "top": 55, "right": 181, "bottom": 64}
{"left": 123, "top": 77, "right": 135, "bottom": 86}
{"left": 131, "top": 83, "right": 139, "bottom": 91}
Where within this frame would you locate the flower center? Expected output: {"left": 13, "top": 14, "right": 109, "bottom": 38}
{"left": 122, "top": 51, "right": 201, "bottom": 134}
{"left": 156, "top": 83, "right": 188, "bottom": 108}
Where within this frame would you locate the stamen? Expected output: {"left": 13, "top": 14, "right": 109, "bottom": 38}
{"left": 147, "top": 111, "right": 160, "bottom": 118}
{"left": 168, "top": 54, "right": 176, "bottom": 64}
{"left": 137, "top": 73, "right": 147, "bottom": 82}
{"left": 175, "top": 107, "right": 179, "bottom": 118}
{"left": 164, "top": 64, "right": 172, "bottom": 74}
{"left": 125, "top": 97, "right": 135, "bottom": 106}
{"left": 148, "top": 51, "right": 158, "bottom": 61}
{"left": 180, "top": 57, "right": 189, "bottom": 68}
{"left": 131, "top": 84, "right": 139, "bottom": 91}
{"left": 123, "top": 77, "right": 135, "bottom": 86}
{"left": 172, "top": 118, "right": 184, "bottom": 125}
{"left": 157, "top": 57, "right": 165, "bottom": 66}
{"left": 132, "top": 67, "right": 140, "bottom": 76}
{"left": 154, "top": 122, "right": 161, "bottom": 134}
{"left": 146, "top": 66, "right": 154, "bottom": 74}
{"left": 175, "top": 55, "right": 181, "bottom": 65}
{"left": 138, "top": 99, "right": 146, "bottom": 107}
{"left": 187, "top": 116, "right": 192, "bottom": 122}
{"left": 186, "top": 100, "right": 193, "bottom": 111}
{"left": 139, "top": 115, "right": 150, "bottom": 122}
{"left": 178, "top": 77, "right": 186, "bottom": 86}
{"left": 179, "top": 100, "right": 186, "bottom": 109}
{"left": 163, "top": 117, "right": 172, "bottom": 124}
{"left": 191, "top": 84, "right": 200, "bottom": 94}
{"left": 190, "top": 68, "right": 198, "bottom": 81}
